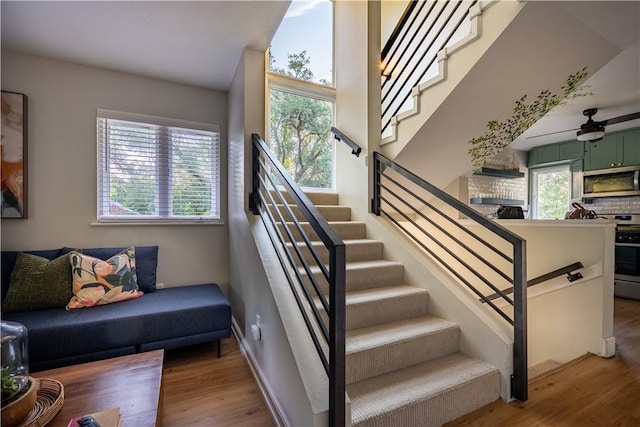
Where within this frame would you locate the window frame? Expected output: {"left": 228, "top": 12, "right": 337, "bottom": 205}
{"left": 530, "top": 163, "right": 572, "bottom": 220}
{"left": 265, "top": 0, "right": 336, "bottom": 191}
{"left": 96, "top": 109, "right": 221, "bottom": 225}
{"left": 266, "top": 76, "right": 336, "bottom": 190}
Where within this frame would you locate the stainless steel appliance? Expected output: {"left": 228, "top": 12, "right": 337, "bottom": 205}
{"left": 583, "top": 165, "right": 640, "bottom": 198}
{"left": 613, "top": 214, "right": 640, "bottom": 300}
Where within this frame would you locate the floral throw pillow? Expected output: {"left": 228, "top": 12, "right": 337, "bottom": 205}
{"left": 67, "top": 246, "right": 143, "bottom": 309}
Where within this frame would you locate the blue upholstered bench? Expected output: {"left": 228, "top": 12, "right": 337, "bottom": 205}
{"left": 1, "top": 246, "right": 231, "bottom": 371}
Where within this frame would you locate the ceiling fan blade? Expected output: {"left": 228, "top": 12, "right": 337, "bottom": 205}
{"left": 526, "top": 127, "right": 579, "bottom": 139}
{"left": 601, "top": 112, "right": 640, "bottom": 126}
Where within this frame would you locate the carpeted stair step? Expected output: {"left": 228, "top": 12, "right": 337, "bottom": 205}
{"left": 315, "top": 285, "right": 430, "bottom": 331}
{"left": 273, "top": 191, "right": 339, "bottom": 206}
{"left": 347, "top": 352, "right": 500, "bottom": 427}
{"left": 303, "top": 260, "right": 404, "bottom": 294}
{"left": 269, "top": 203, "right": 351, "bottom": 222}
{"left": 346, "top": 315, "right": 460, "bottom": 384}
{"left": 278, "top": 220, "right": 367, "bottom": 241}
{"left": 288, "top": 239, "right": 384, "bottom": 266}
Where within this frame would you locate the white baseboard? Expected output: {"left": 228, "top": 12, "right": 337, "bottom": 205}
{"left": 601, "top": 336, "right": 616, "bottom": 358}
{"left": 232, "top": 317, "right": 288, "bottom": 427}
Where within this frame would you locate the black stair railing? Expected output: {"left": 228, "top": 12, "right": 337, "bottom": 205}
{"left": 372, "top": 150, "right": 528, "bottom": 402}
{"left": 250, "top": 134, "right": 346, "bottom": 426}
{"left": 381, "top": 0, "right": 478, "bottom": 135}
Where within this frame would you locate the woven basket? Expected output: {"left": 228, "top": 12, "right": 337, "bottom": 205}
{"left": 18, "top": 378, "right": 64, "bottom": 427}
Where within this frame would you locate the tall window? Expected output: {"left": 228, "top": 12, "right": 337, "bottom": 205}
{"left": 531, "top": 165, "right": 571, "bottom": 219}
{"left": 97, "top": 109, "right": 220, "bottom": 223}
{"left": 267, "top": 0, "right": 335, "bottom": 190}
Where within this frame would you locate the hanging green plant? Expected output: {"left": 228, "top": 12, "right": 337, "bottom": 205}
{"left": 468, "top": 67, "right": 591, "bottom": 168}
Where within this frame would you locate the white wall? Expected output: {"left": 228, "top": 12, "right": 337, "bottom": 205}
{"left": 1, "top": 51, "right": 229, "bottom": 291}
{"left": 228, "top": 48, "right": 321, "bottom": 427}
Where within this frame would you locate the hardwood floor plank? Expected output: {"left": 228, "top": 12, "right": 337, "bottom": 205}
{"left": 445, "top": 297, "right": 640, "bottom": 426}
{"left": 161, "top": 298, "right": 639, "bottom": 426}
{"left": 162, "top": 338, "right": 275, "bottom": 427}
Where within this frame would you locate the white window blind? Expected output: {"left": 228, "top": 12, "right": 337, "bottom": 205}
{"left": 97, "top": 109, "right": 220, "bottom": 223}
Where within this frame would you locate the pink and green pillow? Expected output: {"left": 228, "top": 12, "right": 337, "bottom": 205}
{"left": 67, "top": 246, "right": 143, "bottom": 309}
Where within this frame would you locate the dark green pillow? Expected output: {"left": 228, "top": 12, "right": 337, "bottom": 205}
{"left": 2, "top": 253, "right": 73, "bottom": 312}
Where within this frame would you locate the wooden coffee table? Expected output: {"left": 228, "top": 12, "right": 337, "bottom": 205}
{"left": 32, "top": 350, "right": 164, "bottom": 427}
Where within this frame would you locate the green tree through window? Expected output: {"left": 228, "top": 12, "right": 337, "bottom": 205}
{"left": 269, "top": 51, "right": 333, "bottom": 188}
{"left": 532, "top": 166, "right": 571, "bottom": 219}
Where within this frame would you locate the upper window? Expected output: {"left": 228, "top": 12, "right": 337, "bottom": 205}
{"left": 267, "top": 0, "right": 335, "bottom": 190}
{"left": 269, "top": 0, "right": 334, "bottom": 86}
{"left": 96, "top": 109, "right": 220, "bottom": 223}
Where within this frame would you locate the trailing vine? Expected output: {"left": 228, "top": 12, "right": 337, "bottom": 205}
{"left": 468, "top": 67, "right": 591, "bottom": 168}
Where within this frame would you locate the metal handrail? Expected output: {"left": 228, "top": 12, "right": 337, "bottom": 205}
{"left": 381, "top": 0, "right": 477, "bottom": 134}
{"left": 483, "top": 262, "right": 584, "bottom": 302}
{"left": 331, "top": 126, "right": 362, "bottom": 157}
{"left": 372, "top": 151, "right": 528, "bottom": 401}
{"left": 250, "top": 134, "right": 346, "bottom": 426}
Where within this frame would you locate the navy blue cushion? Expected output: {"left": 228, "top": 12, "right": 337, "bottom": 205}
{"left": 61, "top": 246, "right": 159, "bottom": 293}
{"left": 1, "top": 249, "right": 62, "bottom": 301}
{"left": 2, "top": 284, "right": 231, "bottom": 366}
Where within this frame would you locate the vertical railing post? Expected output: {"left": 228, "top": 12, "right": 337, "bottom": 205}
{"left": 250, "top": 134, "right": 261, "bottom": 215}
{"left": 511, "top": 240, "right": 528, "bottom": 401}
{"left": 329, "top": 244, "right": 346, "bottom": 427}
{"left": 372, "top": 153, "right": 381, "bottom": 215}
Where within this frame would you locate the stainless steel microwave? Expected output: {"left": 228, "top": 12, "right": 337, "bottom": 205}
{"left": 583, "top": 165, "right": 640, "bottom": 198}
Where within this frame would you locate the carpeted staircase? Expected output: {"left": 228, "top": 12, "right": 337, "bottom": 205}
{"left": 286, "top": 192, "right": 500, "bottom": 427}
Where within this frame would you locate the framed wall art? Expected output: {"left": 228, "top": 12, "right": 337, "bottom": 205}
{"left": 1, "top": 90, "right": 28, "bottom": 218}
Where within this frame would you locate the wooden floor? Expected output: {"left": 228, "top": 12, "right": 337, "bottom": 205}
{"left": 162, "top": 338, "right": 275, "bottom": 427}
{"left": 162, "top": 298, "right": 639, "bottom": 426}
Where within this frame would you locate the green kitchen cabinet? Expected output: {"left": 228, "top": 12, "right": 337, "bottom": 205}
{"left": 527, "top": 144, "right": 560, "bottom": 167}
{"left": 583, "top": 128, "right": 640, "bottom": 170}
{"left": 583, "top": 133, "right": 622, "bottom": 170}
{"left": 621, "top": 128, "right": 640, "bottom": 166}
{"left": 528, "top": 140, "right": 584, "bottom": 167}
{"left": 558, "top": 140, "right": 584, "bottom": 160}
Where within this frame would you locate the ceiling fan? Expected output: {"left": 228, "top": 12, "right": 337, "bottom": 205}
{"left": 527, "top": 108, "right": 640, "bottom": 142}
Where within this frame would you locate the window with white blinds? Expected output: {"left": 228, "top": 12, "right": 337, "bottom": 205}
{"left": 97, "top": 109, "right": 220, "bottom": 223}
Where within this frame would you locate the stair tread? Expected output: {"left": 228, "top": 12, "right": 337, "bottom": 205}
{"left": 306, "top": 259, "right": 403, "bottom": 273}
{"left": 289, "top": 238, "right": 382, "bottom": 247}
{"left": 314, "top": 284, "right": 426, "bottom": 309}
{"left": 346, "top": 315, "right": 458, "bottom": 353}
{"left": 344, "top": 284, "right": 427, "bottom": 305}
{"left": 290, "top": 220, "right": 365, "bottom": 225}
{"left": 347, "top": 353, "right": 499, "bottom": 422}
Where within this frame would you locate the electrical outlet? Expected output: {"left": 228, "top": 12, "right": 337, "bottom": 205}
{"left": 256, "top": 315, "right": 261, "bottom": 327}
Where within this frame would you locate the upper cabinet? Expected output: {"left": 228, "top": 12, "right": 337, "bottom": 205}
{"left": 528, "top": 127, "right": 640, "bottom": 171}
{"left": 528, "top": 140, "right": 584, "bottom": 168}
{"left": 583, "top": 128, "right": 640, "bottom": 171}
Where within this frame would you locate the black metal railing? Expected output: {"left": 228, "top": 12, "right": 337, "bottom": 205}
{"left": 250, "top": 134, "right": 346, "bottom": 426}
{"left": 332, "top": 127, "right": 362, "bottom": 157}
{"left": 372, "top": 151, "right": 528, "bottom": 401}
{"left": 381, "top": 0, "right": 477, "bottom": 135}
{"left": 483, "top": 262, "right": 584, "bottom": 303}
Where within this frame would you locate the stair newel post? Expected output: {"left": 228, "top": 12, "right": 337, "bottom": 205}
{"left": 511, "top": 240, "right": 528, "bottom": 401}
{"left": 329, "top": 243, "right": 346, "bottom": 427}
{"left": 250, "top": 134, "right": 261, "bottom": 215}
